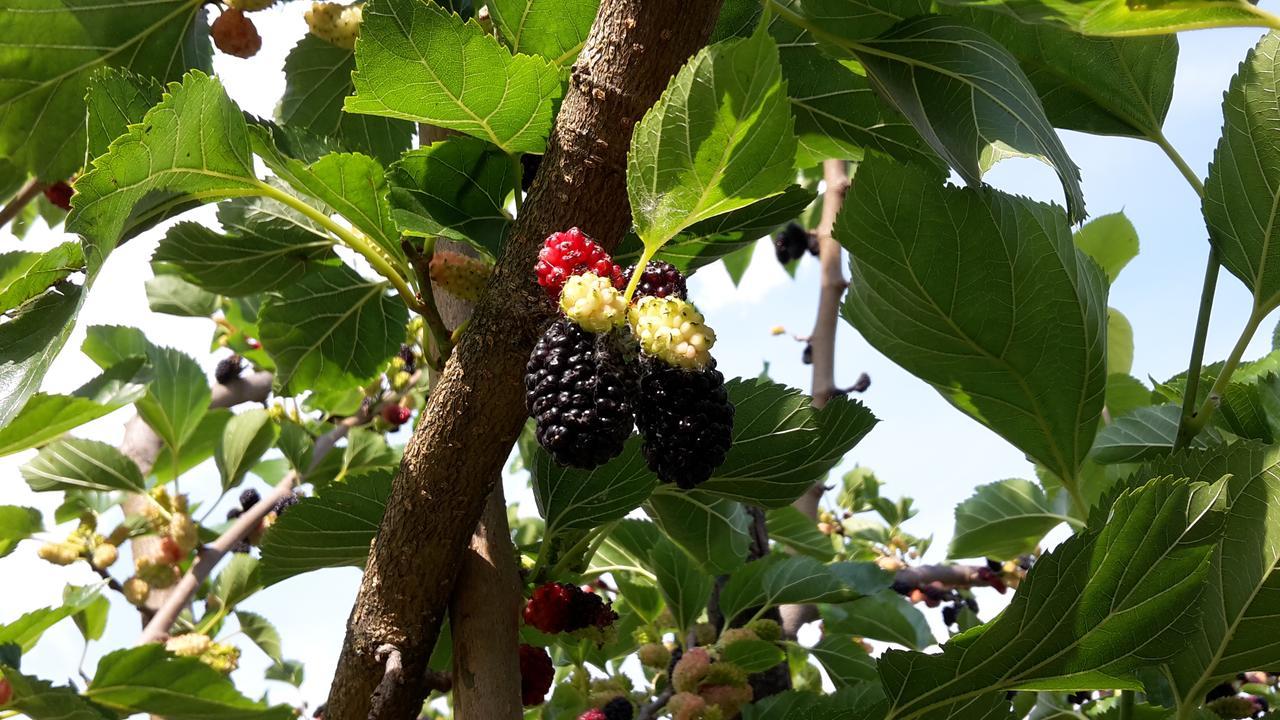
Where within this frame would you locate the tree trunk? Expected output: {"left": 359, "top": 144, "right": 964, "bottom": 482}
{"left": 325, "top": 3, "right": 723, "bottom": 718}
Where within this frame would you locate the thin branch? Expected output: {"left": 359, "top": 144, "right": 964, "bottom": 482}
{"left": 637, "top": 687, "right": 674, "bottom": 720}
{"left": 91, "top": 564, "right": 124, "bottom": 594}
{"left": 369, "top": 644, "right": 404, "bottom": 719}
{"left": 401, "top": 237, "right": 453, "bottom": 368}
{"left": 0, "top": 178, "right": 44, "bottom": 230}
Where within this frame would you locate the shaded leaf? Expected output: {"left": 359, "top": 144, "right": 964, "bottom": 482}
{"left": 644, "top": 490, "right": 752, "bottom": 575}
{"left": 949, "top": 478, "right": 1074, "bottom": 560}
{"left": 22, "top": 438, "right": 145, "bottom": 494}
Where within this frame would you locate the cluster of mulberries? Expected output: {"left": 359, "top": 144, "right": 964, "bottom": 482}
{"left": 523, "top": 582, "right": 618, "bottom": 635}
{"left": 668, "top": 647, "right": 753, "bottom": 720}
{"left": 772, "top": 221, "right": 817, "bottom": 265}
{"left": 226, "top": 487, "right": 299, "bottom": 553}
{"left": 525, "top": 229, "right": 734, "bottom": 489}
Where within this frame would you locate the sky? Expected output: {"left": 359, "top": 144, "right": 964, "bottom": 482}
{"left": 1, "top": 3, "right": 1278, "bottom": 712}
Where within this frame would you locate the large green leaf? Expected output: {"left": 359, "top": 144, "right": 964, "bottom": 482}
{"left": 22, "top": 437, "right": 146, "bottom": 494}
{"left": 627, "top": 27, "right": 798, "bottom": 248}
{"left": 650, "top": 537, "right": 714, "bottom": 634}
{"left": 0, "top": 586, "right": 104, "bottom": 652}
{"left": 152, "top": 409, "right": 231, "bottom": 483}
{"left": 135, "top": 346, "right": 209, "bottom": 451}
{"left": 807, "top": 13, "right": 1085, "bottom": 222}
{"left": 145, "top": 273, "right": 218, "bottom": 317}
{"left": 0, "top": 284, "right": 83, "bottom": 427}
{"left": 0, "top": 243, "right": 84, "bottom": 313}
{"left": 1205, "top": 32, "right": 1280, "bottom": 313}
{"left": 2, "top": 668, "right": 110, "bottom": 720}
{"left": 85, "top": 645, "right": 292, "bottom": 720}
{"left": 259, "top": 470, "right": 393, "bottom": 585}
{"left": 216, "top": 409, "right": 279, "bottom": 491}
{"left": 0, "top": 506, "right": 41, "bottom": 558}
{"left": 210, "top": 554, "right": 262, "bottom": 610}
{"left": 235, "top": 611, "right": 284, "bottom": 664}
{"left": 1092, "top": 404, "right": 1221, "bottom": 464}
{"left": 0, "top": 358, "right": 149, "bottom": 456}
{"left": 488, "top": 0, "right": 599, "bottom": 65}
{"left": 949, "top": 9, "right": 1176, "bottom": 141}
{"left": 717, "top": 554, "right": 877, "bottom": 622}
{"left": 1152, "top": 444, "right": 1280, "bottom": 710}
{"left": 258, "top": 264, "right": 406, "bottom": 396}
{"left": 809, "top": 636, "right": 880, "bottom": 689}
{"left": 839, "top": 158, "right": 1107, "bottom": 487}
{"left": 532, "top": 437, "right": 657, "bottom": 536}
{"left": 823, "top": 591, "right": 935, "bottom": 650}
{"left": 698, "top": 380, "right": 878, "bottom": 508}
{"left": 877, "top": 477, "right": 1223, "bottom": 719}
{"left": 766, "top": 505, "right": 835, "bottom": 561}
{"left": 387, "top": 136, "right": 514, "bottom": 257}
{"left": 643, "top": 490, "right": 752, "bottom": 575}
{"left": 346, "top": 0, "right": 562, "bottom": 154}
{"left": 0, "top": 0, "right": 209, "bottom": 180}
{"left": 936, "top": 0, "right": 1277, "bottom": 36}
{"left": 279, "top": 35, "right": 413, "bottom": 165}
{"left": 85, "top": 68, "right": 165, "bottom": 161}
{"left": 948, "top": 478, "right": 1075, "bottom": 560}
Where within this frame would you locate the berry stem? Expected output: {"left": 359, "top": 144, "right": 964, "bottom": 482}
{"left": 257, "top": 181, "right": 428, "bottom": 316}
{"left": 401, "top": 236, "right": 452, "bottom": 371}
{"left": 623, "top": 245, "right": 659, "bottom": 304}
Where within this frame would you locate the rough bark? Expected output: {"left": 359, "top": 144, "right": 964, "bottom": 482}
{"left": 324, "top": 3, "right": 723, "bottom": 718}
{"left": 780, "top": 160, "right": 849, "bottom": 639}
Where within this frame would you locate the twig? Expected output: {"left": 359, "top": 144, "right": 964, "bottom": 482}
{"left": 401, "top": 237, "right": 453, "bottom": 369}
{"left": 91, "top": 564, "right": 124, "bottom": 594}
{"left": 0, "top": 178, "right": 44, "bottom": 231}
{"left": 636, "top": 687, "right": 674, "bottom": 720}
{"left": 369, "top": 644, "right": 404, "bottom": 719}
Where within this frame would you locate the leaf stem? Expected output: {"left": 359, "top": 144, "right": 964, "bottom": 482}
{"left": 624, "top": 245, "right": 660, "bottom": 303}
{"left": 1151, "top": 129, "right": 1206, "bottom": 200}
{"left": 257, "top": 182, "right": 427, "bottom": 315}
{"left": 1181, "top": 305, "right": 1267, "bottom": 440}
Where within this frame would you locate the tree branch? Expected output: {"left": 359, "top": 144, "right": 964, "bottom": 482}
{"left": 323, "top": 3, "right": 724, "bottom": 718}
{"left": 636, "top": 687, "right": 674, "bottom": 720}
{"left": 0, "top": 178, "right": 44, "bottom": 231}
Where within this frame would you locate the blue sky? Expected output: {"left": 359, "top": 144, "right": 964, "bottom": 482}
{"left": 1, "top": 5, "right": 1277, "bottom": 710}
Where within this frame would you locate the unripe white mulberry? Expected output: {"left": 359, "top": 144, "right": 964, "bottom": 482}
{"left": 165, "top": 633, "right": 213, "bottom": 657}
{"left": 91, "top": 543, "right": 118, "bottom": 570}
{"left": 123, "top": 577, "right": 151, "bottom": 606}
{"left": 560, "top": 272, "right": 628, "bottom": 333}
{"left": 38, "top": 542, "right": 81, "bottom": 566}
{"left": 306, "top": 2, "right": 362, "bottom": 50}
{"left": 628, "top": 296, "right": 716, "bottom": 368}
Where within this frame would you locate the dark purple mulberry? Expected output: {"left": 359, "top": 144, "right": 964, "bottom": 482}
{"left": 625, "top": 260, "right": 687, "bottom": 300}
{"left": 634, "top": 359, "right": 733, "bottom": 489}
{"left": 215, "top": 355, "right": 243, "bottom": 385}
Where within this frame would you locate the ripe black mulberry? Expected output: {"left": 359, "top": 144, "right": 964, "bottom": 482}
{"left": 626, "top": 260, "right": 687, "bottom": 300}
{"left": 634, "top": 359, "right": 733, "bottom": 489}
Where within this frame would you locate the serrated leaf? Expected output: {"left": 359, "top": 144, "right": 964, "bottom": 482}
{"left": 22, "top": 438, "right": 146, "bottom": 494}
{"left": 936, "top": 0, "right": 1275, "bottom": 36}
{"left": 827, "top": 15, "right": 1085, "bottom": 222}
{"left": 135, "top": 346, "right": 209, "bottom": 451}
{"left": 153, "top": 409, "right": 232, "bottom": 484}
{"left": 823, "top": 590, "right": 935, "bottom": 650}
{"left": 259, "top": 470, "right": 393, "bottom": 585}
{"left": 0, "top": 358, "right": 149, "bottom": 457}
{"left": 210, "top": 554, "right": 261, "bottom": 611}
{"left": 258, "top": 264, "right": 406, "bottom": 396}
{"left": 387, "top": 136, "right": 514, "bottom": 256}
{"left": 82, "top": 325, "right": 151, "bottom": 368}
{"left": 346, "top": 0, "right": 562, "bottom": 154}
{"left": 839, "top": 158, "right": 1106, "bottom": 487}
{"left": 743, "top": 685, "right": 889, "bottom": 720}
{"left": 1106, "top": 373, "right": 1151, "bottom": 419}
{"left": 808, "top": 635, "right": 879, "bottom": 687}
{"left": 650, "top": 537, "right": 714, "bottom": 635}
{"left": 878, "top": 477, "right": 1222, "bottom": 717}
{"left": 85, "top": 68, "right": 165, "bottom": 161}
{"left": 532, "top": 437, "right": 657, "bottom": 536}
{"left": 0, "top": 283, "right": 83, "bottom": 427}
{"left": 65, "top": 585, "right": 109, "bottom": 643}
{"left": 0, "top": 506, "right": 41, "bottom": 558}
{"left": 235, "top": 611, "right": 283, "bottom": 664}
{"left": 0, "top": 0, "right": 210, "bottom": 181}
{"left": 721, "top": 639, "right": 787, "bottom": 673}
{"left": 766, "top": 505, "right": 834, "bottom": 561}
{"left": 2, "top": 667, "right": 111, "bottom": 720}
{"left": 718, "top": 554, "right": 874, "bottom": 622}
{"left": 0, "top": 243, "right": 84, "bottom": 313}
{"left": 216, "top": 409, "right": 279, "bottom": 491}
{"left": 488, "top": 0, "right": 598, "bottom": 64}
{"left": 628, "top": 28, "right": 798, "bottom": 248}
{"left": 644, "top": 490, "right": 752, "bottom": 575}
{"left": 1074, "top": 213, "right": 1140, "bottom": 284}
{"left": 85, "top": 645, "right": 292, "bottom": 720}
{"left": 0, "top": 586, "right": 104, "bottom": 652}
{"left": 1205, "top": 31, "right": 1280, "bottom": 313}
{"left": 145, "top": 274, "right": 218, "bottom": 317}
{"left": 949, "top": 478, "right": 1075, "bottom": 560}
{"left": 590, "top": 519, "right": 661, "bottom": 578}
{"left": 305, "top": 427, "right": 397, "bottom": 486}
{"left": 279, "top": 35, "right": 413, "bottom": 164}
{"left": 1092, "top": 404, "right": 1221, "bottom": 464}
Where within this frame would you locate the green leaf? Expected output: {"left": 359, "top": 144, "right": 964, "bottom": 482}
{"left": 766, "top": 505, "right": 834, "bottom": 561}
{"left": 767, "top": 5, "right": 945, "bottom": 169}
{"left": 1106, "top": 373, "right": 1151, "bottom": 418}
{"left": 1092, "top": 404, "right": 1221, "bottom": 464}
{"left": 210, "top": 554, "right": 261, "bottom": 610}
{"left": 743, "top": 685, "right": 889, "bottom": 720}
{"left": 152, "top": 409, "right": 232, "bottom": 484}
{"left": 305, "top": 428, "right": 397, "bottom": 485}
{"left": 718, "top": 554, "right": 873, "bottom": 622}
{"left": 935, "top": 0, "right": 1276, "bottom": 36}
{"left": 878, "top": 477, "right": 1222, "bottom": 717}
{"left": 532, "top": 437, "right": 658, "bottom": 536}
{"left": 0, "top": 586, "right": 104, "bottom": 652}
{"left": 259, "top": 264, "right": 407, "bottom": 396}
{"left": 1074, "top": 212, "right": 1140, "bottom": 284}
{"left": 346, "top": 0, "right": 563, "bottom": 154}
{"left": 827, "top": 14, "right": 1085, "bottom": 222}
{"left": 808, "top": 635, "right": 879, "bottom": 688}
{"left": 823, "top": 590, "right": 935, "bottom": 650}
{"left": 1151, "top": 444, "right": 1280, "bottom": 709}
{"left": 65, "top": 585, "right": 110, "bottom": 642}
{"left": 259, "top": 470, "right": 393, "bottom": 585}
{"left": 387, "top": 136, "right": 514, "bottom": 256}
{"left": 216, "top": 410, "right": 280, "bottom": 491}
{"left": 839, "top": 158, "right": 1107, "bottom": 487}
{"left": 949, "top": 478, "right": 1074, "bottom": 561}
{"left": 22, "top": 438, "right": 146, "bottom": 494}
{"left": 265, "top": 660, "right": 304, "bottom": 687}
{"left": 644, "top": 490, "right": 751, "bottom": 574}
{"left": 145, "top": 274, "right": 218, "bottom": 317}
{"left": 2, "top": 668, "right": 110, "bottom": 720}
{"left": 135, "top": 346, "right": 209, "bottom": 451}
{"left": 82, "top": 325, "right": 151, "bottom": 368}
{"left": 0, "top": 0, "right": 209, "bottom": 181}
{"left": 279, "top": 35, "right": 413, "bottom": 165}
{"left": 68, "top": 71, "right": 261, "bottom": 254}
{"left": 948, "top": 10, "right": 1176, "bottom": 141}
{"left": 1107, "top": 308, "right": 1134, "bottom": 377}
{"left": 488, "top": 0, "right": 599, "bottom": 64}
{"left": 627, "top": 28, "right": 798, "bottom": 248}
{"left": 721, "top": 639, "right": 787, "bottom": 673}
{"left": 698, "top": 381, "right": 878, "bottom": 508}
{"left": 0, "top": 358, "right": 149, "bottom": 457}
{"left": 235, "top": 611, "right": 283, "bottom": 663}
{"left": 85, "top": 68, "right": 165, "bottom": 161}
{"left": 0, "top": 284, "right": 84, "bottom": 427}
{"left": 650, "top": 537, "right": 714, "bottom": 635}
{"left": 85, "top": 645, "right": 293, "bottom": 720}
{"left": 1204, "top": 31, "right": 1280, "bottom": 313}
{"left": 153, "top": 199, "right": 334, "bottom": 296}
{"left": 0, "top": 506, "right": 41, "bottom": 558}
{"left": 0, "top": 243, "right": 83, "bottom": 313}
